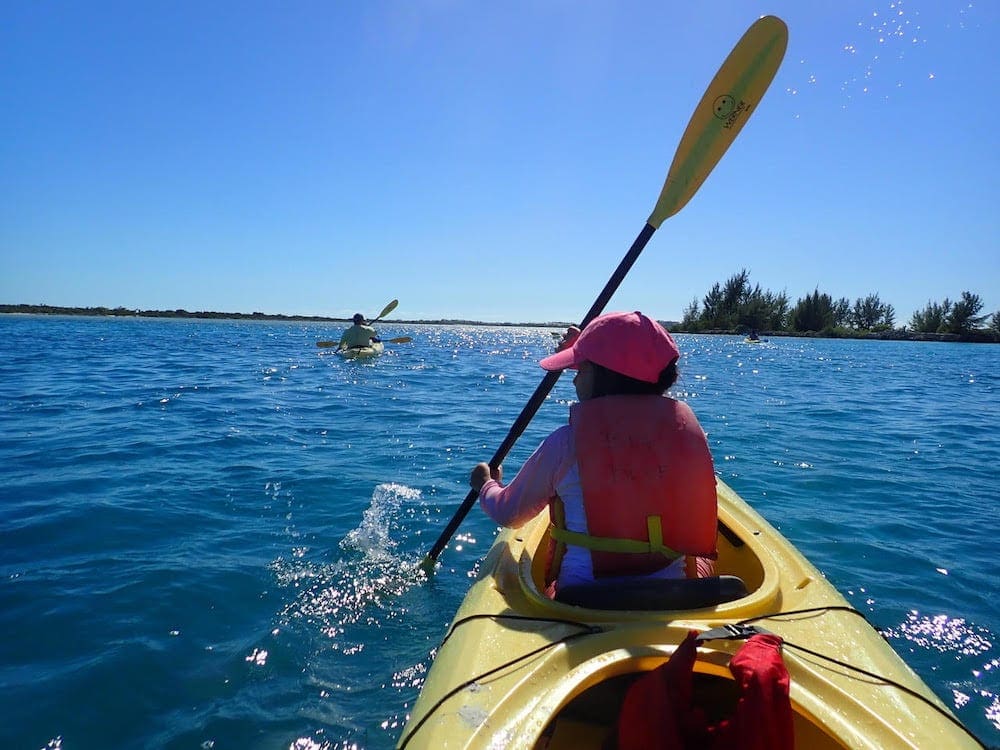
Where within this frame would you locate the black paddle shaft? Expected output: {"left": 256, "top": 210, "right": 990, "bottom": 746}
{"left": 425, "top": 222, "right": 657, "bottom": 562}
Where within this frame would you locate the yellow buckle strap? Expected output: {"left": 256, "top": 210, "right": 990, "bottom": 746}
{"left": 549, "top": 515, "right": 680, "bottom": 558}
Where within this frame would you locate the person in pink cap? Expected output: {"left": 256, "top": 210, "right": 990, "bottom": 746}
{"left": 469, "top": 311, "right": 718, "bottom": 600}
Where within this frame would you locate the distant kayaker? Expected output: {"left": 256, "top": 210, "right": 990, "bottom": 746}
{"left": 470, "top": 311, "right": 718, "bottom": 599}
{"left": 338, "top": 313, "right": 381, "bottom": 350}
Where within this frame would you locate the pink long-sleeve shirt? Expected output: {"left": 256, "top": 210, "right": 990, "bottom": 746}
{"left": 478, "top": 426, "right": 575, "bottom": 528}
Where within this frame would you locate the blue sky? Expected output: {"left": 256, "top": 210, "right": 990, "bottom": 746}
{"left": 2, "top": 1, "right": 996, "bottom": 324}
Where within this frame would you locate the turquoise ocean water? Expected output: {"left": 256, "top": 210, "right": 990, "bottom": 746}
{"left": 1, "top": 314, "right": 998, "bottom": 749}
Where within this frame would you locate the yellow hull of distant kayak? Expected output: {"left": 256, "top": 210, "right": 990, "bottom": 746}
{"left": 398, "top": 479, "right": 978, "bottom": 749}
{"left": 337, "top": 342, "right": 384, "bottom": 360}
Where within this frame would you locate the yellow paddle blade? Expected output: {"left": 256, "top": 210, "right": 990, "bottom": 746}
{"left": 388, "top": 336, "right": 412, "bottom": 344}
{"left": 374, "top": 299, "right": 398, "bottom": 321}
{"left": 648, "top": 15, "right": 787, "bottom": 228}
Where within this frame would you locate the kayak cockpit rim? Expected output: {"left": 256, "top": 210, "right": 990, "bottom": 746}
{"left": 513, "top": 480, "right": 784, "bottom": 619}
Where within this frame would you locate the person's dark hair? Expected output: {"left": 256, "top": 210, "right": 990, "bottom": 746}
{"left": 590, "top": 360, "right": 678, "bottom": 398}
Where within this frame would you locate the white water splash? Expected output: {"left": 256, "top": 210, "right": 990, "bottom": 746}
{"left": 273, "top": 483, "right": 427, "bottom": 640}
{"left": 341, "top": 482, "right": 422, "bottom": 558}
{"left": 786, "top": 0, "right": 979, "bottom": 114}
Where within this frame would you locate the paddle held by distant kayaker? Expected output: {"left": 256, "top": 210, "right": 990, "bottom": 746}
{"left": 470, "top": 310, "right": 718, "bottom": 599}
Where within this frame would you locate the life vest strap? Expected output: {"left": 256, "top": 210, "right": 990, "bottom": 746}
{"left": 549, "top": 515, "right": 681, "bottom": 558}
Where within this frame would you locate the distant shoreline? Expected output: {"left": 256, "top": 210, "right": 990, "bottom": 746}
{"left": 0, "top": 303, "right": 572, "bottom": 329}
{"left": 2, "top": 304, "right": 996, "bottom": 343}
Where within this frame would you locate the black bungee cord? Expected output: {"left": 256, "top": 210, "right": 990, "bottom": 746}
{"left": 397, "top": 606, "right": 989, "bottom": 749}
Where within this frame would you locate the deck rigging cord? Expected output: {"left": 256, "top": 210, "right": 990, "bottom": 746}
{"left": 397, "top": 606, "right": 987, "bottom": 749}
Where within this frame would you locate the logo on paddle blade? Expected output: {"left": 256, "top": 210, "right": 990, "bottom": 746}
{"left": 713, "top": 94, "right": 749, "bottom": 129}
{"left": 713, "top": 95, "right": 735, "bottom": 118}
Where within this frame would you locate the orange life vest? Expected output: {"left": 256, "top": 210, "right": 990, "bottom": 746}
{"left": 551, "top": 395, "right": 717, "bottom": 578}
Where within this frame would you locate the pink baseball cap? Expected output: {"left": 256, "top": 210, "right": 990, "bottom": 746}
{"left": 539, "top": 311, "right": 680, "bottom": 383}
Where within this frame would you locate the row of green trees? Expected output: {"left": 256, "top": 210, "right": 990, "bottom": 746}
{"left": 675, "top": 270, "right": 998, "bottom": 336}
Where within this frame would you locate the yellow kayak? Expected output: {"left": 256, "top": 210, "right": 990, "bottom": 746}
{"left": 398, "top": 479, "right": 980, "bottom": 749}
{"left": 336, "top": 341, "right": 384, "bottom": 360}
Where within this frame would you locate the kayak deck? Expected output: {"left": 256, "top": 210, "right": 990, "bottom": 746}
{"left": 399, "top": 480, "right": 978, "bottom": 749}
{"left": 337, "top": 341, "right": 385, "bottom": 360}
